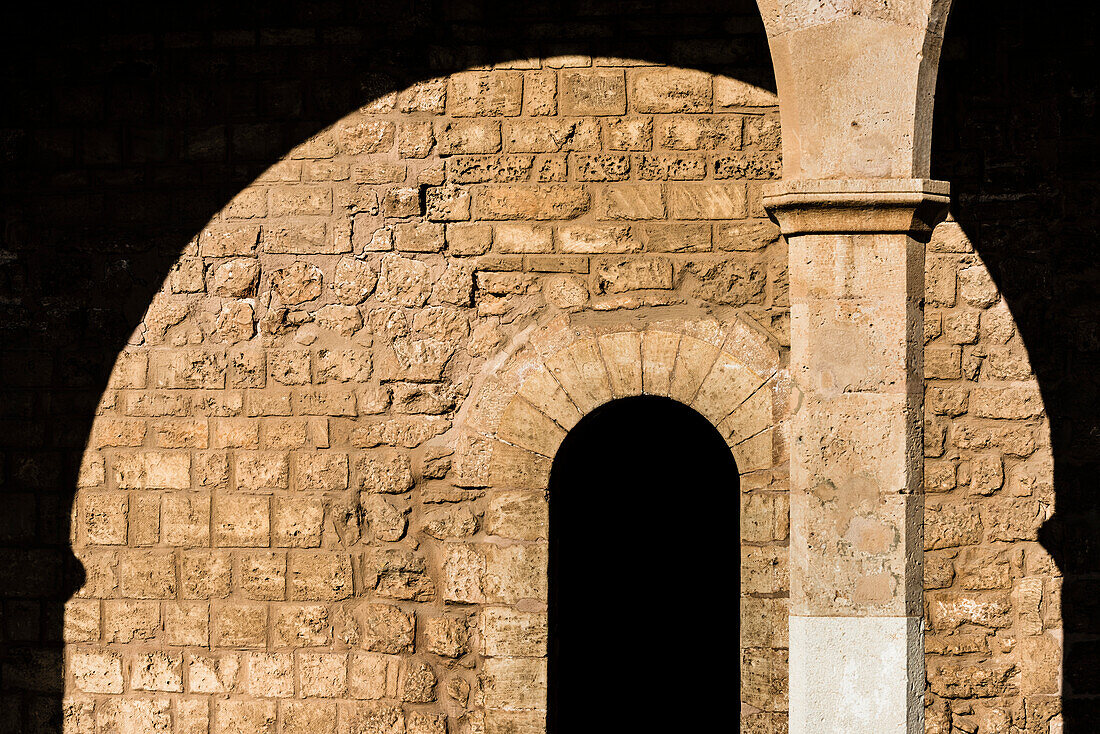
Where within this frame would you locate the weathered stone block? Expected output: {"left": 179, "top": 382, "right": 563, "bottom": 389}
{"left": 632, "top": 69, "right": 713, "bottom": 112}
{"left": 213, "top": 604, "right": 268, "bottom": 648}
{"left": 595, "top": 183, "right": 665, "bottom": 220}
{"left": 301, "top": 652, "right": 349, "bottom": 698}
{"left": 398, "top": 659, "right": 437, "bottom": 702}
{"left": 235, "top": 452, "right": 289, "bottom": 491}
{"left": 423, "top": 615, "right": 470, "bottom": 658}
{"left": 114, "top": 452, "right": 191, "bottom": 489}
{"left": 494, "top": 223, "right": 552, "bottom": 253}
{"left": 481, "top": 658, "right": 547, "bottom": 710}
{"left": 637, "top": 153, "right": 707, "bottom": 180}
{"left": 505, "top": 119, "right": 600, "bottom": 153}
{"left": 483, "top": 544, "right": 548, "bottom": 603}
{"left": 475, "top": 185, "right": 590, "bottom": 220}
{"left": 181, "top": 552, "right": 232, "bottom": 600}
{"left": 523, "top": 70, "right": 557, "bottom": 116}
{"left": 391, "top": 223, "right": 445, "bottom": 255}
{"left": 442, "top": 544, "right": 486, "bottom": 604}
{"left": 420, "top": 504, "right": 479, "bottom": 539}
{"left": 119, "top": 551, "right": 177, "bottom": 599}
{"left": 283, "top": 702, "right": 338, "bottom": 734}
{"left": 162, "top": 493, "right": 211, "bottom": 547}
{"left": 560, "top": 69, "right": 626, "bottom": 115}
{"left": 361, "top": 494, "right": 408, "bottom": 542}
{"left": 346, "top": 652, "right": 395, "bottom": 700}
{"left": 104, "top": 600, "right": 159, "bottom": 643}
{"left": 337, "top": 702, "right": 405, "bottom": 734}
{"left": 981, "top": 499, "right": 1043, "bottom": 542}
{"left": 667, "top": 182, "right": 746, "bottom": 219}
{"left": 355, "top": 452, "right": 414, "bottom": 494}
{"left": 272, "top": 604, "right": 331, "bottom": 648}
{"left": 214, "top": 700, "right": 276, "bottom": 734}
{"left": 594, "top": 257, "right": 674, "bottom": 293}
{"left": 295, "top": 452, "right": 349, "bottom": 492}
{"left": 741, "top": 597, "right": 788, "bottom": 649}
{"left": 437, "top": 120, "right": 502, "bottom": 155}
{"left": 80, "top": 492, "right": 128, "bottom": 545}
{"left": 70, "top": 650, "right": 124, "bottom": 693}
{"left": 201, "top": 224, "right": 260, "bottom": 257}
{"left": 213, "top": 495, "right": 270, "bottom": 547}
{"left": 164, "top": 602, "right": 209, "bottom": 646}
{"left": 448, "top": 72, "right": 523, "bottom": 117}
{"left": 927, "top": 662, "right": 1016, "bottom": 698}
{"left": 238, "top": 552, "right": 287, "bottom": 601}
{"left": 131, "top": 651, "right": 183, "bottom": 692}
{"left": 272, "top": 261, "right": 323, "bottom": 304}
{"left": 425, "top": 186, "right": 471, "bottom": 222}
{"left": 480, "top": 607, "right": 548, "bottom": 658}
{"left": 970, "top": 383, "right": 1045, "bottom": 420}
{"left": 558, "top": 225, "right": 639, "bottom": 254}
{"left": 485, "top": 491, "right": 548, "bottom": 540}
{"left": 289, "top": 553, "right": 354, "bottom": 601}
{"left": 99, "top": 698, "right": 172, "bottom": 733}
{"left": 188, "top": 652, "right": 241, "bottom": 694}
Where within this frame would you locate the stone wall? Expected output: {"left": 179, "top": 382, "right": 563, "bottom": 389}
{"left": 922, "top": 221, "right": 1059, "bottom": 733}
{"left": 0, "top": 2, "right": 1079, "bottom": 732}
{"left": 65, "top": 64, "right": 792, "bottom": 733}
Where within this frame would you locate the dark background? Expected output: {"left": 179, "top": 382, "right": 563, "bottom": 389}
{"left": 933, "top": 0, "right": 1100, "bottom": 728}
{"left": 0, "top": 0, "right": 1096, "bottom": 730}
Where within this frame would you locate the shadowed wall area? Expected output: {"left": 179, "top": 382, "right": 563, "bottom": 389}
{"left": 547, "top": 395, "right": 740, "bottom": 732}
{"left": 933, "top": 0, "right": 1100, "bottom": 728}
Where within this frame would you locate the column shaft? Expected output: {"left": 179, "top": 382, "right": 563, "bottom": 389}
{"left": 765, "top": 179, "right": 949, "bottom": 734}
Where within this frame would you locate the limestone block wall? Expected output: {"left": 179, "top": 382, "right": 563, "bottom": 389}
{"left": 66, "top": 64, "right": 793, "bottom": 733}
{"left": 922, "top": 221, "right": 1060, "bottom": 733}
{"left": 0, "top": 10, "right": 1066, "bottom": 734}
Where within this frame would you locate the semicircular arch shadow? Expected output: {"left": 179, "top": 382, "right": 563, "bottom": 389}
{"left": 4, "top": 0, "right": 1094, "bottom": 729}
{"left": 933, "top": 0, "right": 1100, "bottom": 728}
{"left": 0, "top": 0, "right": 774, "bottom": 728}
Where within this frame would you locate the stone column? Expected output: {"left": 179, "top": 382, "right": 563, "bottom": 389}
{"left": 764, "top": 179, "right": 948, "bottom": 733}
{"left": 754, "top": 0, "right": 955, "bottom": 727}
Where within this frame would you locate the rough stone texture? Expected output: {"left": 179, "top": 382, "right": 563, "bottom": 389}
{"left": 62, "top": 60, "right": 791, "bottom": 734}
{"left": 0, "top": 5, "right": 1064, "bottom": 734}
{"left": 920, "top": 220, "right": 1057, "bottom": 732}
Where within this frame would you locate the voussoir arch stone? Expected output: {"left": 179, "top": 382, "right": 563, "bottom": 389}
{"left": 450, "top": 313, "right": 790, "bottom": 491}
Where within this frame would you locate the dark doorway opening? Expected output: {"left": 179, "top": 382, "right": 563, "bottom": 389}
{"left": 546, "top": 395, "right": 740, "bottom": 731}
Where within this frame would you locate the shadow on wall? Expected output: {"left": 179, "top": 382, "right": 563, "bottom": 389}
{"left": 933, "top": 0, "right": 1100, "bottom": 728}
{"left": 0, "top": 0, "right": 773, "bottom": 729}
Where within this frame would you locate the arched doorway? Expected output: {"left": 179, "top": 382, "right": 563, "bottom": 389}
{"left": 547, "top": 396, "right": 740, "bottom": 731}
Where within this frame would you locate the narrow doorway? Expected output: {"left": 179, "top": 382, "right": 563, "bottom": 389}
{"left": 547, "top": 395, "right": 740, "bottom": 731}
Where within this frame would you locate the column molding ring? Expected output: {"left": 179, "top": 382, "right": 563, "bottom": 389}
{"left": 762, "top": 178, "right": 951, "bottom": 238}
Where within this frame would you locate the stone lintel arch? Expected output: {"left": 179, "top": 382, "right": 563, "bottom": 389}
{"left": 441, "top": 311, "right": 789, "bottom": 727}
{"left": 453, "top": 312, "right": 789, "bottom": 492}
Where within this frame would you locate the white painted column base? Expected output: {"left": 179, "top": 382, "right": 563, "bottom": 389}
{"left": 789, "top": 615, "right": 924, "bottom": 734}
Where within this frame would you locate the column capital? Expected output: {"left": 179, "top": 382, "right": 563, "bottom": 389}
{"left": 762, "top": 178, "right": 950, "bottom": 238}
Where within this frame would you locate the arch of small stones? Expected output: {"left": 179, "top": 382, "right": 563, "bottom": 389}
{"left": 452, "top": 313, "right": 787, "bottom": 491}
{"left": 445, "top": 313, "right": 788, "bottom": 725}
